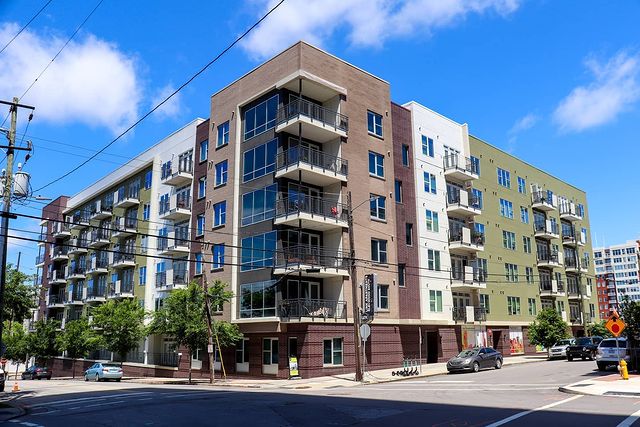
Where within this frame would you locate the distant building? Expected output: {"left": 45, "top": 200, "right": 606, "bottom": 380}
{"left": 594, "top": 241, "right": 640, "bottom": 316}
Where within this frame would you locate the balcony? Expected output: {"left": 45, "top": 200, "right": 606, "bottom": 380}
{"left": 48, "top": 269, "right": 66, "bottom": 285}
{"left": 443, "top": 154, "right": 479, "bottom": 182}
{"left": 155, "top": 271, "right": 188, "bottom": 292}
{"left": 534, "top": 220, "right": 559, "bottom": 240}
{"left": 448, "top": 227, "right": 484, "bottom": 255}
{"left": 537, "top": 251, "right": 563, "bottom": 268}
{"left": 532, "top": 191, "right": 557, "bottom": 212}
{"left": 446, "top": 190, "right": 481, "bottom": 217}
{"left": 274, "top": 245, "right": 350, "bottom": 278}
{"left": 276, "top": 98, "right": 348, "bottom": 143}
{"left": 540, "top": 279, "right": 565, "bottom": 297}
{"left": 87, "top": 256, "right": 109, "bottom": 275}
{"left": 112, "top": 252, "right": 135, "bottom": 269}
{"left": 35, "top": 254, "right": 45, "bottom": 267}
{"left": 68, "top": 238, "right": 88, "bottom": 255}
{"left": 112, "top": 216, "right": 137, "bottom": 239}
{"left": 51, "top": 246, "right": 69, "bottom": 262}
{"left": 85, "top": 284, "right": 107, "bottom": 303}
{"left": 159, "top": 194, "right": 191, "bottom": 221}
{"left": 47, "top": 293, "right": 66, "bottom": 308}
{"left": 52, "top": 222, "right": 71, "bottom": 239}
{"left": 114, "top": 186, "right": 140, "bottom": 209}
{"left": 275, "top": 146, "right": 348, "bottom": 186}
{"left": 452, "top": 306, "right": 487, "bottom": 323}
{"left": 157, "top": 232, "right": 190, "bottom": 257}
{"left": 161, "top": 157, "right": 194, "bottom": 187}
{"left": 451, "top": 266, "right": 487, "bottom": 290}
{"left": 90, "top": 200, "right": 113, "bottom": 220}
{"left": 565, "top": 257, "right": 580, "bottom": 273}
{"left": 567, "top": 285, "right": 581, "bottom": 300}
{"left": 37, "top": 232, "right": 46, "bottom": 246}
{"left": 274, "top": 196, "right": 348, "bottom": 231}
{"left": 562, "top": 230, "right": 577, "bottom": 247}
{"left": 88, "top": 229, "right": 111, "bottom": 248}
{"left": 559, "top": 202, "right": 582, "bottom": 221}
{"left": 278, "top": 299, "right": 347, "bottom": 321}
{"left": 107, "top": 281, "right": 134, "bottom": 299}
{"left": 69, "top": 212, "right": 90, "bottom": 231}
{"left": 64, "top": 290, "right": 84, "bottom": 306}
{"left": 66, "top": 265, "right": 86, "bottom": 280}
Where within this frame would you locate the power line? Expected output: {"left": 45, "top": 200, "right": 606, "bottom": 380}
{"left": 34, "top": 0, "right": 286, "bottom": 193}
{"left": 0, "top": 0, "right": 54, "bottom": 55}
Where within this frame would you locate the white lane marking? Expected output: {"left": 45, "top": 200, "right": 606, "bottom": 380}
{"left": 486, "top": 395, "right": 583, "bottom": 427}
{"left": 617, "top": 408, "right": 640, "bottom": 427}
{"left": 430, "top": 380, "right": 474, "bottom": 384}
{"left": 138, "top": 397, "right": 153, "bottom": 401}
{"left": 29, "top": 391, "right": 155, "bottom": 408}
{"left": 364, "top": 387, "right": 559, "bottom": 391}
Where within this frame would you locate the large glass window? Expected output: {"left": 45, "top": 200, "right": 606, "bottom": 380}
{"left": 262, "top": 338, "right": 279, "bottom": 365}
{"left": 429, "top": 290, "right": 443, "bottom": 312}
{"left": 368, "top": 151, "right": 384, "bottom": 178}
{"left": 199, "top": 139, "right": 208, "bottom": 162}
{"left": 244, "top": 95, "right": 278, "bottom": 140}
{"left": 323, "top": 338, "right": 343, "bottom": 366}
{"left": 499, "top": 198, "right": 514, "bottom": 219}
{"left": 421, "top": 135, "right": 434, "bottom": 157}
{"left": 196, "top": 214, "right": 205, "bottom": 236}
{"left": 215, "top": 160, "right": 228, "bottom": 186}
{"left": 371, "top": 239, "right": 388, "bottom": 264}
{"left": 241, "top": 184, "right": 276, "bottom": 226}
{"left": 370, "top": 194, "right": 386, "bottom": 220}
{"left": 240, "top": 281, "right": 277, "bottom": 318}
{"left": 427, "top": 249, "right": 441, "bottom": 271}
{"left": 376, "top": 284, "right": 389, "bottom": 310}
{"left": 505, "top": 263, "right": 519, "bottom": 282}
{"left": 497, "top": 167, "right": 511, "bottom": 188}
{"left": 242, "top": 139, "right": 277, "bottom": 182}
{"left": 520, "top": 206, "right": 529, "bottom": 223}
{"left": 503, "top": 230, "right": 516, "bottom": 250}
{"left": 425, "top": 209, "right": 439, "bottom": 232}
{"left": 212, "top": 244, "right": 224, "bottom": 269}
{"left": 424, "top": 172, "right": 436, "bottom": 194}
{"left": 507, "top": 296, "right": 521, "bottom": 315}
{"left": 217, "top": 121, "right": 230, "bottom": 147}
{"left": 241, "top": 231, "right": 277, "bottom": 271}
{"left": 472, "top": 188, "right": 483, "bottom": 209}
{"left": 367, "top": 110, "right": 383, "bottom": 137}
{"left": 213, "top": 201, "right": 227, "bottom": 227}
{"left": 518, "top": 176, "right": 526, "bottom": 194}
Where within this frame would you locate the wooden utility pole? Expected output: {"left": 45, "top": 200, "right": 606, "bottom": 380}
{"left": 202, "top": 278, "right": 216, "bottom": 384}
{"left": 347, "top": 191, "right": 363, "bottom": 382}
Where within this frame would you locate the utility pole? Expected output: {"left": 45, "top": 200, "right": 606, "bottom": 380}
{"left": 202, "top": 277, "right": 216, "bottom": 384}
{"left": 0, "top": 97, "right": 34, "bottom": 358}
{"left": 347, "top": 191, "right": 363, "bottom": 382}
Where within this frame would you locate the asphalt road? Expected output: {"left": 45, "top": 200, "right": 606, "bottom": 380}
{"left": 3, "top": 359, "right": 640, "bottom": 426}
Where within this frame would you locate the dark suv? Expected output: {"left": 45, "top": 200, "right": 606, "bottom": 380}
{"left": 566, "top": 336, "right": 603, "bottom": 361}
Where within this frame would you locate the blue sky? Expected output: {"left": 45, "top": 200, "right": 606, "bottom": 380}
{"left": 1, "top": 0, "right": 639, "bottom": 276}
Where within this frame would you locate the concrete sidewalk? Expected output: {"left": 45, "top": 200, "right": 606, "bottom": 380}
{"left": 560, "top": 372, "right": 640, "bottom": 397}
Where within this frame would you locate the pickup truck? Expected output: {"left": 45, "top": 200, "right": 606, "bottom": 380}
{"left": 566, "top": 336, "right": 603, "bottom": 361}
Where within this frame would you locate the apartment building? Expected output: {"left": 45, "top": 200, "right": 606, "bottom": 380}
{"left": 35, "top": 120, "right": 203, "bottom": 370}
{"left": 594, "top": 241, "right": 640, "bottom": 316}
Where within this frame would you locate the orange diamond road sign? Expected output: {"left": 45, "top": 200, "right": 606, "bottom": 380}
{"left": 605, "top": 315, "right": 626, "bottom": 337}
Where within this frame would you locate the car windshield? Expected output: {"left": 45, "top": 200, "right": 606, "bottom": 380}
{"left": 457, "top": 349, "right": 479, "bottom": 358}
{"left": 555, "top": 339, "right": 573, "bottom": 346}
{"left": 600, "top": 339, "right": 627, "bottom": 348}
{"left": 575, "top": 338, "right": 592, "bottom": 345}
{"left": 103, "top": 364, "right": 120, "bottom": 368}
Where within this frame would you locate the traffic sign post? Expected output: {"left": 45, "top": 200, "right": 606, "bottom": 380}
{"left": 605, "top": 313, "right": 627, "bottom": 378}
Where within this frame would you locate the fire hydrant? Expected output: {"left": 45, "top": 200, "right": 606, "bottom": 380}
{"left": 620, "top": 360, "right": 629, "bottom": 380}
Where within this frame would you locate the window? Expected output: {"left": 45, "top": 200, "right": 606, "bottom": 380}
{"left": 241, "top": 184, "right": 276, "bottom": 226}
{"left": 323, "top": 338, "right": 343, "bottom": 366}
{"left": 368, "top": 151, "right": 384, "bottom": 178}
{"left": 503, "top": 231, "right": 516, "bottom": 250}
{"left": 370, "top": 194, "right": 386, "bottom": 220}
{"left": 262, "top": 338, "right": 279, "bottom": 365}
{"left": 236, "top": 339, "right": 249, "bottom": 364}
{"left": 500, "top": 198, "right": 514, "bottom": 219}
{"left": 423, "top": 172, "right": 437, "bottom": 194}
{"left": 425, "top": 209, "right": 439, "bottom": 232}
{"left": 371, "top": 239, "right": 388, "bottom": 264}
{"left": 523, "top": 236, "right": 532, "bottom": 253}
{"left": 144, "top": 170, "right": 152, "bottom": 190}
{"left": 139, "top": 266, "right": 146, "bottom": 286}
{"left": 497, "top": 168, "right": 511, "bottom": 188}
{"left": 471, "top": 188, "right": 483, "bottom": 209}
{"left": 480, "top": 294, "right": 490, "bottom": 314}
{"left": 405, "top": 223, "right": 413, "bottom": 246}
{"left": 199, "top": 140, "right": 208, "bottom": 162}
{"left": 212, "top": 244, "right": 224, "bottom": 270}
{"left": 141, "top": 236, "right": 148, "bottom": 253}
{"left": 505, "top": 263, "right": 519, "bottom": 282}
{"left": 198, "top": 177, "right": 207, "bottom": 199}
{"left": 242, "top": 139, "right": 277, "bottom": 182}
{"left": 213, "top": 201, "right": 227, "bottom": 227}
{"left": 474, "top": 222, "right": 485, "bottom": 239}
{"left": 429, "top": 290, "right": 443, "bottom": 312}
{"left": 241, "top": 231, "right": 277, "bottom": 271}
{"left": 528, "top": 298, "right": 537, "bottom": 316}
{"left": 376, "top": 284, "right": 389, "bottom": 310}
{"left": 215, "top": 161, "right": 228, "bottom": 186}
{"left": 470, "top": 156, "right": 480, "bottom": 175}
{"left": 143, "top": 203, "right": 150, "bottom": 221}
{"left": 240, "top": 280, "right": 276, "bottom": 317}
{"left": 518, "top": 176, "right": 526, "bottom": 194}
{"left": 196, "top": 214, "right": 205, "bottom": 236}
{"left": 244, "top": 95, "right": 278, "bottom": 140}
{"left": 367, "top": 110, "right": 383, "bottom": 137}
{"left": 394, "top": 180, "right": 403, "bottom": 203}
{"left": 421, "top": 135, "right": 434, "bottom": 157}
{"left": 195, "top": 253, "right": 203, "bottom": 275}
{"left": 398, "top": 264, "right": 406, "bottom": 287}
{"left": 577, "top": 204, "right": 585, "bottom": 217}
{"left": 507, "top": 296, "right": 521, "bottom": 315}
{"left": 402, "top": 145, "right": 410, "bottom": 167}
{"left": 217, "top": 121, "right": 230, "bottom": 147}
{"left": 427, "top": 249, "right": 441, "bottom": 271}
{"left": 520, "top": 206, "right": 529, "bottom": 224}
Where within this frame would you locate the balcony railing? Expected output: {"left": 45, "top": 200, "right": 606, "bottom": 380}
{"left": 48, "top": 292, "right": 65, "bottom": 306}
{"left": 534, "top": 221, "right": 559, "bottom": 235}
{"left": 86, "top": 283, "right": 107, "bottom": 299}
{"left": 443, "top": 154, "right": 479, "bottom": 176}
{"left": 275, "top": 196, "right": 348, "bottom": 221}
{"left": 447, "top": 190, "right": 481, "bottom": 211}
{"left": 275, "top": 245, "right": 350, "bottom": 270}
{"left": 52, "top": 246, "right": 69, "bottom": 258}
{"left": 35, "top": 254, "right": 45, "bottom": 265}
{"left": 449, "top": 228, "right": 485, "bottom": 246}
{"left": 451, "top": 267, "right": 486, "bottom": 283}
{"left": 113, "top": 251, "right": 135, "bottom": 264}
{"left": 565, "top": 256, "right": 579, "bottom": 269}
{"left": 161, "top": 157, "right": 194, "bottom": 181}
{"left": 147, "top": 352, "right": 179, "bottom": 367}
{"left": 537, "top": 251, "right": 559, "bottom": 264}
{"left": 108, "top": 281, "right": 134, "bottom": 296}
{"left": 117, "top": 185, "right": 140, "bottom": 204}
{"left": 66, "top": 264, "right": 86, "bottom": 277}
{"left": 277, "top": 98, "right": 349, "bottom": 133}
{"left": 89, "top": 229, "right": 111, "bottom": 244}
{"left": 276, "top": 146, "right": 348, "bottom": 176}
{"left": 452, "top": 306, "right": 487, "bottom": 322}
{"left": 156, "top": 271, "right": 167, "bottom": 288}
{"left": 278, "top": 299, "right": 347, "bottom": 320}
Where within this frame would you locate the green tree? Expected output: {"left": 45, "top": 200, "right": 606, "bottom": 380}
{"left": 587, "top": 320, "right": 612, "bottom": 338}
{"left": 26, "top": 319, "right": 60, "bottom": 364}
{"left": 57, "top": 318, "right": 100, "bottom": 378}
{"left": 620, "top": 297, "right": 640, "bottom": 370}
{"left": 3, "top": 265, "right": 38, "bottom": 329}
{"left": 207, "top": 280, "right": 243, "bottom": 348}
{"left": 3, "top": 323, "right": 29, "bottom": 380}
{"left": 527, "top": 308, "right": 570, "bottom": 358}
{"left": 92, "top": 299, "right": 146, "bottom": 366}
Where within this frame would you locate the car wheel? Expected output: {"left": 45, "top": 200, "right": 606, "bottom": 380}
{"left": 46, "top": 376, "right": 51, "bottom": 380}
{"left": 116, "top": 379, "right": 121, "bottom": 382}
{"left": 37, "top": 376, "right": 41, "bottom": 380}
{"left": 472, "top": 362, "right": 480, "bottom": 373}
{"left": 581, "top": 356, "right": 586, "bottom": 361}
{"left": 84, "top": 374, "right": 89, "bottom": 382}
{"left": 495, "top": 358, "right": 502, "bottom": 369}
{"left": 95, "top": 374, "right": 100, "bottom": 382}
{"left": 567, "top": 356, "right": 573, "bottom": 361}
{"left": 597, "top": 363, "right": 607, "bottom": 371}
{"left": 0, "top": 382, "right": 4, "bottom": 392}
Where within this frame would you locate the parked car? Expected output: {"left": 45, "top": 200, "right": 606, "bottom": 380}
{"left": 549, "top": 338, "right": 575, "bottom": 359}
{"left": 596, "top": 337, "right": 630, "bottom": 371}
{"left": 447, "top": 347, "right": 503, "bottom": 373}
{"left": 84, "top": 363, "right": 123, "bottom": 382}
{"left": 21, "top": 366, "right": 52, "bottom": 380}
{"left": 0, "top": 367, "right": 5, "bottom": 392}
{"left": 566, "top": 336, "right": 603, "bottom": 361}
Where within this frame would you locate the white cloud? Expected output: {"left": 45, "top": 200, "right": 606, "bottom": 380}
{"left": 150, "top": 83, "right": 185, "bottom": 120}
{"left": 509, "top": 113, "right": 539, "bottom": 134}
{"left": 0, "top": 23, "right": 142, "bottom": 133}
{"left": 553, "top": 51, "right": 640, "bottom": 132}
{"left": 241, "top": 0, "right": 521, "bottom": 60}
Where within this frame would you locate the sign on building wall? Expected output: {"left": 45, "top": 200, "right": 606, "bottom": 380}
{"left": 509, "top": 326, "right": 524, "bottom": 355}
{"left": 361, "top": 273, "right": 376, "bottom": 323}
{"left": 461, "top": 325, "right": 487, "bottom": 349}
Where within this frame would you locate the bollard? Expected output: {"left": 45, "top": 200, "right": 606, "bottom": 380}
{"left": 620, "top": 360, "right": 629, "bottom": 380}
